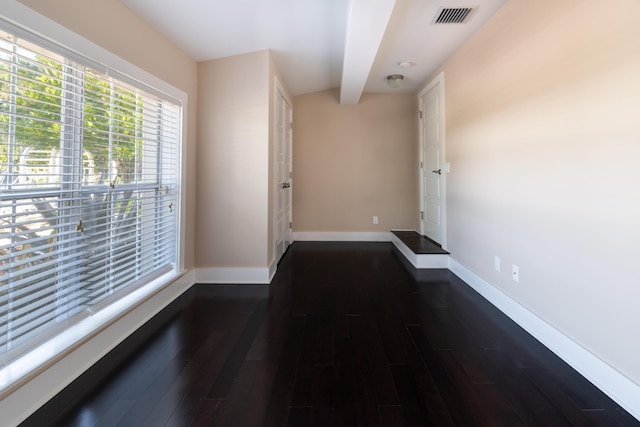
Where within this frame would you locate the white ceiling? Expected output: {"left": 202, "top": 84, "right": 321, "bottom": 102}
{"left": 120, "top": 0, "right": 506, "bottom": 104}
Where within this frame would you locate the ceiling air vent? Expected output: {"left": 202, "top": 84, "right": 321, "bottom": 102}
{"left": 432, "top": 6, "right": 478, "bottom": 24}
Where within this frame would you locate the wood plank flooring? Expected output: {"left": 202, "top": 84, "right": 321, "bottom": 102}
{"left": 22, "top": 242, "right": 638, "bottom": 426}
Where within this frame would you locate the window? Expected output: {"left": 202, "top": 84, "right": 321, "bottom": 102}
{"left": 0, "top": 25, "right": 181, "bottom": 373}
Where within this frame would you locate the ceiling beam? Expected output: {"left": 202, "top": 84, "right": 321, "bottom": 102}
{"left": 339, "top": 0, "right": 396, "bottom": 105}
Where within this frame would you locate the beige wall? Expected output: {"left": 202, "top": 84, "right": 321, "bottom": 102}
{"left": 19, "top": 0, "right": 199, "bottom": 270}
{"left": 197, "top": 50, "right": 291, "bottom": 272}
{"left": 293, "top": 90, "right": 418, "bottom": 232}
{"left": 197, "top": 51, "right": 271, "bottom": 268}
{"left": 427, "top": 0, "right": 640, "bottom": 384}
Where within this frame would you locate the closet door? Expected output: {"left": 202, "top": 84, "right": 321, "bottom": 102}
{"left": 275, "top": 85, "right": 292, "bottom": 263}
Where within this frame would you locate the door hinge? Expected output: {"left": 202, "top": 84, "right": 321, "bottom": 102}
{"left": 418, "top": 110, "right": 423, "bottom": 120}
{"left": 420, "top": 211, "right": 424, "bottom": 220}
{"left": 289, "top": 122, "right": 293, "bottom": 130}
{"left": 289, "top": 222, "right": 292, "bottom": 229}
{"left": 420, "top": 161, "right": 423, "bottom": 169}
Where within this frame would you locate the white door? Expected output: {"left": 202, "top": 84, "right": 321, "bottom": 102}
{"left": 419, "top": 74, "right": 445, "bottom": 246}
{"left": 275, "top": 85, "right": 293, "bottom": 262}
{"left": 283, "top": 96, "right": 293, "bottom": 249}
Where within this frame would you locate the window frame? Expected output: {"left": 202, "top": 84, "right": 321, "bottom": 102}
{"left": 0, "top": 8, "right": 187, "bottom": 396}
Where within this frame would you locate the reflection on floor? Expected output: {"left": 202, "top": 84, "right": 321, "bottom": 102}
{"left": 24, "top": 242, "right": 638, "bottom": 426}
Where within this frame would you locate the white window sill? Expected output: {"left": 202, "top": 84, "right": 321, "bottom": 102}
{"left": 0, "top": 268, "right": 186, "bottom": 397}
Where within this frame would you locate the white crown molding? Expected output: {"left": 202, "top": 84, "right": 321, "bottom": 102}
{"left": 448, "top": 258, "right": 640, "bottom": 421}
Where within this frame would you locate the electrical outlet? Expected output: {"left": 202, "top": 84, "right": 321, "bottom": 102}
{"left": 494, "top": 256, "right": 501, "bottom": 272}
{"left": 373, "top": 216, "right": 378, "bottom": 225}
{"left": 512, "top": 264, "right": 519, "bottom": 282}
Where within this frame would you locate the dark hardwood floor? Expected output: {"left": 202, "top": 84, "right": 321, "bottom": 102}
{"left": 23, "top": 242, "right": 638, "bottom": 426}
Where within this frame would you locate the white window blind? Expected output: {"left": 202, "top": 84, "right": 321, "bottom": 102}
{"left": 0, "top": 28, "right": 180, "bottom": 366}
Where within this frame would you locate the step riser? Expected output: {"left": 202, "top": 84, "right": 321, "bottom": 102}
{"left": 391, "top": 234, "right": 449, "bottom": 269}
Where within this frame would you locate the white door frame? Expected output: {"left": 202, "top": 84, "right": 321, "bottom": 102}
{"left": 418, "top": 72, "right": 446, "bottom": 248}
{"left": 273, "top": 76, "right": 293, "bottom": 263}
{"left": 284, "top": 92, "right": 293, "bottom": 248}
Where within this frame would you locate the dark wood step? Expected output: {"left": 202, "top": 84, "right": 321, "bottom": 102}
{"left": 391, "top": 230, "right": 449, "bottom": 255}
{"left": 391, "top": 230, "right": 449, "bottom": 269}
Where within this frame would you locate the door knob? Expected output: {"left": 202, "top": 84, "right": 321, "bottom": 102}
{"left": 432, "top": 169, "right": 442, "bottom": 175}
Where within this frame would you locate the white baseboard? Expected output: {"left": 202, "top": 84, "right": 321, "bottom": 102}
{"left": 293, "top": 231, "right": 392, "bottom": 242}
{"left": 269, "top": 260, "right": 277, "bottom": 283}
{"left": 391, "top": 233, "right": 449, "bottom": 268}
{"left": 195, "top": 267, "right": 272, "bottom": 284}
{"left": 448, "top": 258, "right": 640, "bottom": 422}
